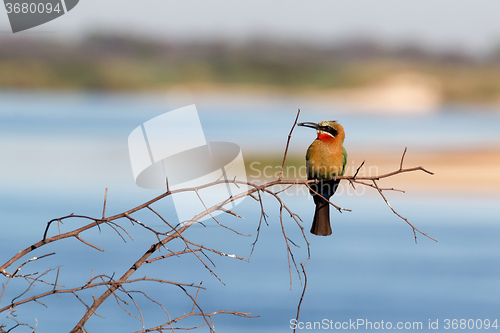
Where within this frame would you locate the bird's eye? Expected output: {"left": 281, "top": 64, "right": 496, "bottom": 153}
{"left": 320, "top": 126, "right": 338, "bottom": 137}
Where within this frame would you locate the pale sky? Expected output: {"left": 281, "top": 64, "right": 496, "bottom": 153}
{"left": 2, "top": 0, "right": 500, "bottom": 55}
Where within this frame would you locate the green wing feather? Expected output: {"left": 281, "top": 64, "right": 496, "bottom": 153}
{"left": 341, "top": 146, "right": 347, "bottom": 175}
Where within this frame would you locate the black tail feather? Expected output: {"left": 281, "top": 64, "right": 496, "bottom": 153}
{"left": 311, "top": 196, "right": 331, "bottom": 236}
{"left": 309, "top": 178, "right": 339, "bottom": 236}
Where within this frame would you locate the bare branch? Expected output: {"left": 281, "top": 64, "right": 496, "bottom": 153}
{"left": 400, "top": 147, "right": 407, "bottom": 170}
{"left": 102, "top": 188, "right": 108, "bottom": 220}
{"left": 353, "top": 160, "right": 365, "bottom": 179}
{"left": 279, "top": 109, "right": 301, "bottom": 181}
{"left": 293, "top": 263, "right": 308, "bottom": 333}
{"left": 372, "top": 179, "right": 437, "bottom": 243}
{"left": 220, "top": 208, "right": 244, "bottom": 219}
{"left": 75, "top": 235, "right": 104, "bottom": 252}
{"left": 305, "top": 183, "right": 351, "bottom": 213}
{"left": 194, "top": 189, "right": 250, "bottom": 237}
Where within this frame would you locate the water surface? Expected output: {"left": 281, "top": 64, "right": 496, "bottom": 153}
{"left": 0, "top": 91, "right": 499, "bottom": 332}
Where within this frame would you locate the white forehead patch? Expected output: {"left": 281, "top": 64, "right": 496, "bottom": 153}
{"left": 318, "top": 120, "right": 336, "bottom": 127}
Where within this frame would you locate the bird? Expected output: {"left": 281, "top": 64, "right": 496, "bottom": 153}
{"left": 297, "top": 120, "right": 347, "bottom": 236}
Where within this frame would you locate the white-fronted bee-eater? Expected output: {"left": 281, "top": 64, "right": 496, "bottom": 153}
{"left": 298, "top": 120, "right": 347, "bottom": 236}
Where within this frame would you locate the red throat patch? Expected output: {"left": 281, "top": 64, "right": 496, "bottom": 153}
{"left": 317, "top": 132, "right": 334, "bottom": 141}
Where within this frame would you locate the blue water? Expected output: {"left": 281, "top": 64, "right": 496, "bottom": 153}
{"left": 1, "top": 90, "right": 500, "bottom": 153}
{"left": 1, "top": 90, "right": 500, "bottom": 332}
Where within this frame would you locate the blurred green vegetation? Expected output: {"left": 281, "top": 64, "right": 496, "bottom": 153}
{"left": 2, "top": 34, "right": 500, "bottom": 103}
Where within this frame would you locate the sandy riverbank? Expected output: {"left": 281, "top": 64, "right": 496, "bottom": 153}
{"left": 161, "top": 74, "right": 442, "bottom": 115}
{"left": 333, "top": 148, "right": 500, "bottom": 196}
{"left": 245, "top": 148, "right": 500, "bottom": 196}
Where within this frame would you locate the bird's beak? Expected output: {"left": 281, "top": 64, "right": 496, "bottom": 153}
{"left": 297, "top": 122, "right": 319, "bottom": 130}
